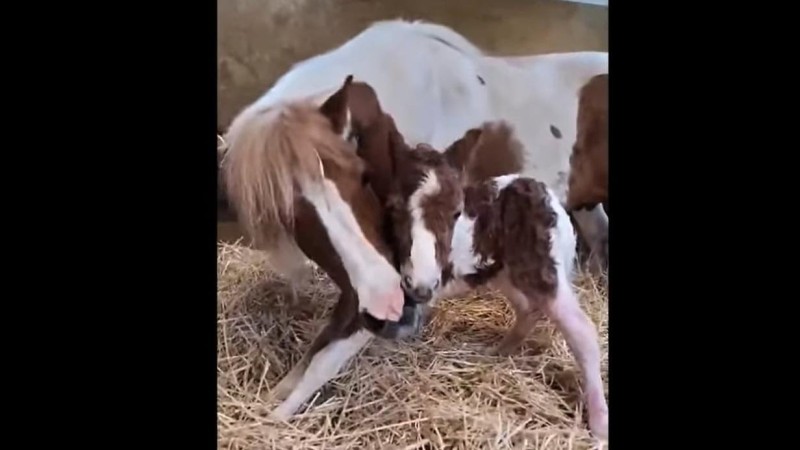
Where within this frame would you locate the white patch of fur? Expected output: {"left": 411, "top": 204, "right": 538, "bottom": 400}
{"left": 492, "top": 173, "right": 522, "bottom": 192}
{"left": 341, "top": 108, "right": 353, "bottom": 144}
{"left": 299, "top": 174, "right": 401, "bottom": 317}
{"left": 546, "top": 187, "right": 578, "bottom": 282}
{"left": 404, "top": 170, "right": 443, "bottom": 290}
{"left": 250, "top": 19, "right": 493, "bottom": 152}
{"left": 477, "top": 52, "right": 608, "bottom": 203}
{"left": 271, "top": 330, "right": 373, "bottom": 420}
{"left": 450, "top": 214, "right": 479, "bottom": 278}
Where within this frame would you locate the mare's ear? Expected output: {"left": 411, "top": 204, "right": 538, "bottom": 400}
{"left": 387, "top": 126, "right": 410, "bottom": 177}
{"left": 382, "top": 113, "right": 410, "bottom": 176}
{"left": 319, "top": 75, "right": 354, "bottom": 134}
{"left": 443, "top": 128, "right": 483, "bottom": 174}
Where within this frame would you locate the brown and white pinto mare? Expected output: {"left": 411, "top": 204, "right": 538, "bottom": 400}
{"left": 244, "top": 19, "right": 609, "bottom": 275}
{"left": 218, "top": 78, "right": 424, "bottom": 419}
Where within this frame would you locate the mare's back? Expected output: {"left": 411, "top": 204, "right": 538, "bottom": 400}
{"left": 253, "top": 20, "right": 492, "bottom": 148}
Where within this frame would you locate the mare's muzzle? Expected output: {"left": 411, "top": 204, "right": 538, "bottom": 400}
{"left": 361, "top": 292, "right": 426, "bottom": 340}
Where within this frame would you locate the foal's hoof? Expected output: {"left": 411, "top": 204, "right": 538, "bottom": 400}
{"left": 487, "top": 345, "right": 505, "bottom": 357}
{"left": 589, "top": 408, "right": 609, "bottom": 441}
{"left": 488, "top": 338, "right": 522, "bottom": 356}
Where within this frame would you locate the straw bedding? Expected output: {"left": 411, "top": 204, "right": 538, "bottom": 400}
{"left": 217, "top": 242, "right": 608, "bottom": 450}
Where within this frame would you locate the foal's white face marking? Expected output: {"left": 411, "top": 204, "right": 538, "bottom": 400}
{"left": 403, "top": 169, "right": 443, "bottom": 295}
{"left": 299, "top": 162, "right": 403, "bottom": 321}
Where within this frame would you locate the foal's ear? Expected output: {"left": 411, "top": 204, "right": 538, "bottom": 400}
{"left": 319, "top": 75, "right": 354, "bottom": 134}
{"left": 443, "top": 127, "right": 483, "bottom": 175}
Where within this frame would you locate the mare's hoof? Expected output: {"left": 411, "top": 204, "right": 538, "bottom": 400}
{"left": 376, "top": 303, "right": 424, "bottom": 340}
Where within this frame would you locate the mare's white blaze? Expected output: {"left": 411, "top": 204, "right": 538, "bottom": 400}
{"left": 272, "top": 330, "right": 373, "bottom": 420}
{"left": 405, "top": 170, "right": 443, "bottom": 289}
{"left": 299, "top": 175, "right": 401, "bottom": 318}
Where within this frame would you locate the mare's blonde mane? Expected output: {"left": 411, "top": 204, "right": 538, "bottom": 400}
{"left": 222, "top": 99, "right": 357, "bottom": 249}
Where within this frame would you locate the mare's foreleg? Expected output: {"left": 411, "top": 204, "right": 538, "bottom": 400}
{"left": 571, "top": 205, "right": 608, "bottom": 276}
{"left": 268, "top": 290, "right": 372, "bottom": 420}
{"left": 545, "top": 282, "right": 608, "bottom": 440}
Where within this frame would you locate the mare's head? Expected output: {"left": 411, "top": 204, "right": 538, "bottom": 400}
{"left": 567, "top": 73, "right": 608, "bottom": 212}
{"left": 220, "top": 79, "right": 404, "bottom": 321}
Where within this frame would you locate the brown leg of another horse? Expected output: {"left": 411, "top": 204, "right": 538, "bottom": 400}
{"left": 571, "top": 206, "right": 608, "bottom": 276}
{"left": 269, "top": 289, "right": 373, "bottom": 420}
{"left": 488, "top": 275, "right": 545, "bottom": 356}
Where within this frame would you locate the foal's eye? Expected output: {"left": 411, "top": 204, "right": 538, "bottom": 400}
{"left": 361, "top": 172, "right": 370, "bottom": 186}
{"left": 453, "top": 211, "right": 461, "bottom": 220}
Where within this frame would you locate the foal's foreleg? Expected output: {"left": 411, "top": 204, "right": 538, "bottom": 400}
{"left": 571, "top": 205, "right": 608, "bottom": 275}
{"left": 546, "top": 283, "right": 608, "bottom": 440}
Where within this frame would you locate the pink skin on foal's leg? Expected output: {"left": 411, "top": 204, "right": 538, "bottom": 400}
{"left": 546, "top": 284, "right": 608, "bottom": 440}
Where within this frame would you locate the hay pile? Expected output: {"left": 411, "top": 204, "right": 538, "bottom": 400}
{"left": 218, "top": 242, "right": 608, "bottom": 450}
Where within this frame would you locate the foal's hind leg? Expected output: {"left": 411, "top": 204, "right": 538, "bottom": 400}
{"left": 488, "top": 275, "right": 544, "bottom": 356}
{"left": 571, "top": 205, "right": 608, "bottom": 275}
{"left": 545, "top": 282, "right": 608, "bottom": 440}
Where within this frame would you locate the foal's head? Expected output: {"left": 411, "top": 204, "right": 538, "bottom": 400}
{"left": 379, "top": 122, "right": 525, "bottom": 302}
{"left": 388, "top": 141, "right": 464, "bottom": 302}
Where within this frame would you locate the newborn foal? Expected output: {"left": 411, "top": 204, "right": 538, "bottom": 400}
{"left": 380, "top": 123, "right": 609, "bottom": 440}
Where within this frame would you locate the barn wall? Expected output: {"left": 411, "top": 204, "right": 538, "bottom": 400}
{"left": 217, "top": 0, "right": 608, "bottom": 243}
